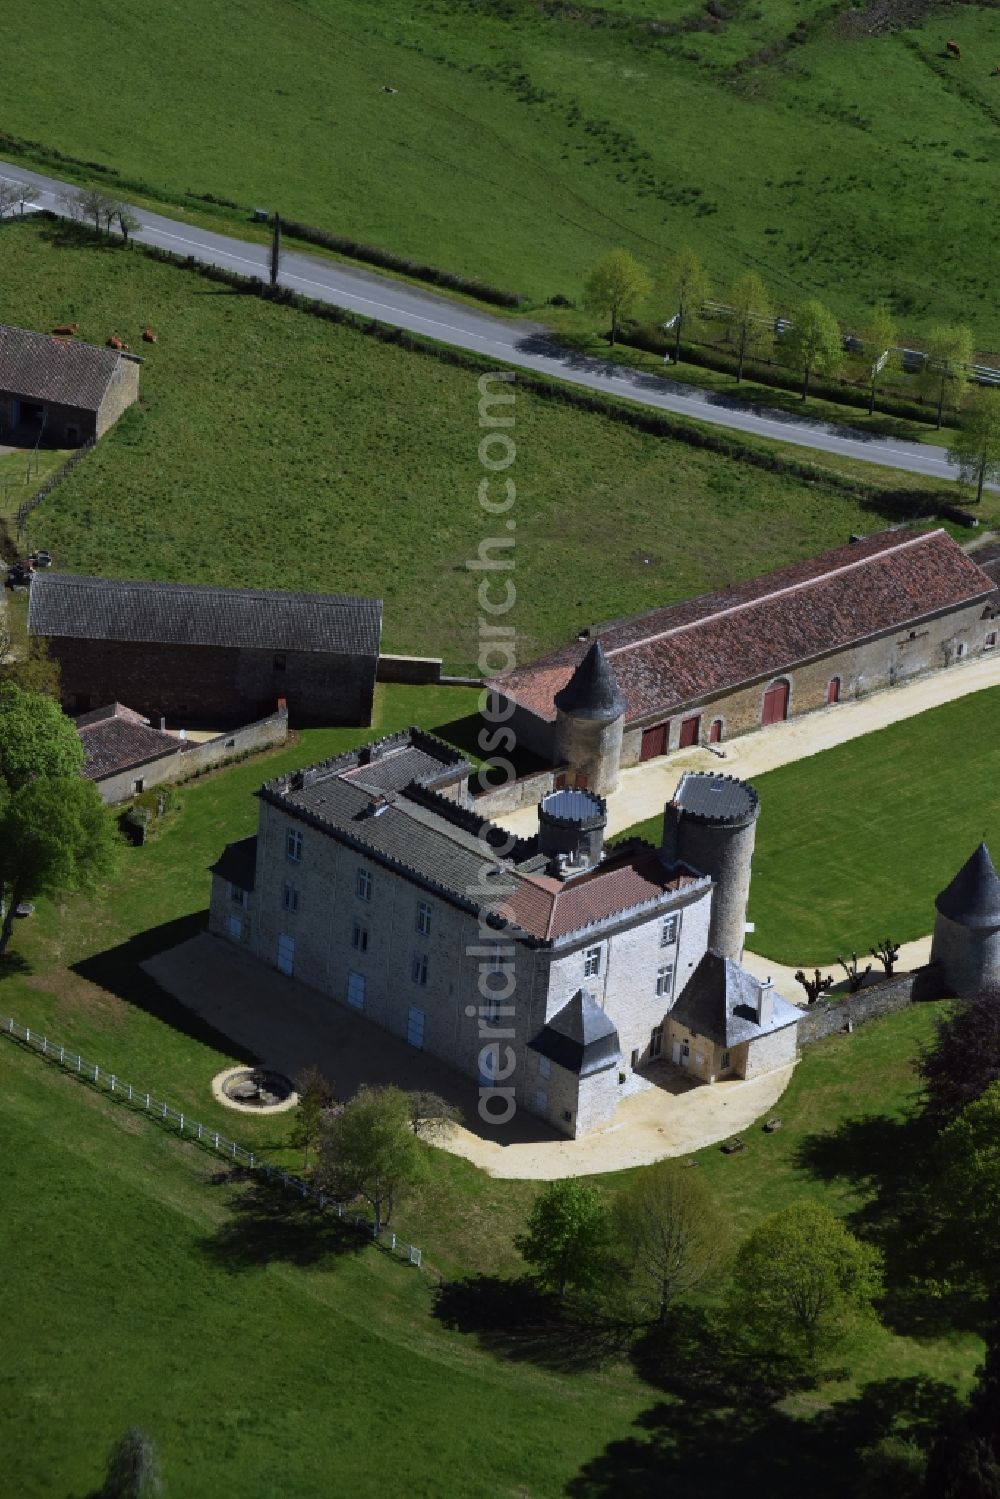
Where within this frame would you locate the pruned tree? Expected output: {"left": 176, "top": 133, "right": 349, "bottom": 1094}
{"left": 857, "top": 303, "right": 898, "bottom": 415}
{"left": 584, "top": 249, "right": 652, "bottom": 346}
{"left": 870, "top": 938, "right": 900, "bottom": 977}
{"left": 918, "top": 990, "right": 1000, "bottom": 1125}
{"left": 408, "top": 1090, "right": 461, "bottom": 1140}
{"left": 516, "top": 1178, "right": 611, "bottom": 1299}
{"left": 117, "top": 207, "right": 142, "bottom": 248}
{"left": 315, "top": 1084, "right": 424, "bottom": 1233}
{"left": 13, "top": 180, "right": 34, "bottom": 216}
{"left": 0, "top": 776, "right": 118, "bottom": 957}
{"left": 794, "top": 968, "right": 834, "bottom": 1005}
{"left": 838, "top": 952, "right": 873, "bottom": 994}
{"left": 727, "top": 269, "right": 773, "bottom": 382}
{"left": 614, "top": 1159, "right": 727, "bottom": 1324}
{"left": 728, "top": 1199, "right": 883, "bottom": 1361}
{"left": 948, "top": 389, "right": 1000, "bottom": 504}
{"left": 663, "top": 246, "right": 710, "bottom": 365}
{"left": 290, "top": 1066, "right": 334, "bottom": 1169}
{"left": 924, "top": 324, "right": 975, "bottom": 428}
{"left": 0, "top": 181, "right": 19, "bottom": 219}
{"left": 0, "top": 682, "right": 85, "bottom": 790}
{"left": 786, "top": 298, "right": 844, "bottom": 400}
{"left": 269, "top": 213, "right": 283, "bottom": 289}
{"left": 100, "top": 1427, "right": 162, "bottom": 1498}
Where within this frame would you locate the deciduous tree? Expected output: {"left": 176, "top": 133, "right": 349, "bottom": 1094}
{"left": 117, "top": 206, "right": 142, "bottom": 249}
{"left": 614, "top": 1160, "right": 726, "bottom": 1323}
{"left": 515, "top": 1178, "right": 611, "bottom": 1299}
{"left": 290, "top": 1066, "right": 334, "bottom": 1169}
{"left": 924, "top": 324, "right": 975, "bottom": 428}
{"left": 727, "top": 269, "right": 773, "bottom": 382}
{"left": 786, "top": 299, "right": 844, "bottom": 400}
{"left": 408, "top": 1089, "right": 461, "bottom": 1139}
{"left": 584, "top": 249, "right": 652, "bottom": 346}
{"left": 664, "top": 246, "right": 710, "bottom": 365}
{"left": 858, "top": 303, "right": 898, "bottom": 415}
{"left": 948, "top": 390, "right": 1000, "bottom": 504}
{"left": 316, "top": 1084, "right": 424, "bottom": 1232}
{"left": 933, "top": 1082, "right": 1000, "bottom": 1291}
{"left": 0, "top": 776, "right": 117, "bottom": 957}
{"left": 728, "top": 1200, "right": 883, "bottom": 1360}
{"left": 0, "top": 683, "right": 84, "bottom": 790}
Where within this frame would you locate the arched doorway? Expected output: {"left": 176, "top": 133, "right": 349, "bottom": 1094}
{"left": 761, "top": 679, "right": 790, "bottom": 726}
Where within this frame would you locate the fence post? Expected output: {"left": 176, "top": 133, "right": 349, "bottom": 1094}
{"left": 41, "top": 1037, "right": 48, "bottom": 1055}
{"left": 144, "top": 1092, "right": 150, "bottom": 1109}
{"left": 110, "top": 1075, "right": 116, "bottom": 1092}
{"left": 179, "top": 1114, "right": 184, "bottom": 1133}
{"left": 93, "top": 1065, "right": 99, "bottom": 1083}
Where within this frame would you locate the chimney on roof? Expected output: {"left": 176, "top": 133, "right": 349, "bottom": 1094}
{"left": 755, "top": 976, "right": 774, "bottom": 1027}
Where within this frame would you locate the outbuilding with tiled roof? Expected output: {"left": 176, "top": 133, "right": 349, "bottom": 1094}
{"left": 0, "top": 324, "right": 141, "bottom": 447}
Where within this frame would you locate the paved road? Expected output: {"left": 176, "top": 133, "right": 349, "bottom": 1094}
{"left": 0, "top": 158, "right": 968, "bottom": 486}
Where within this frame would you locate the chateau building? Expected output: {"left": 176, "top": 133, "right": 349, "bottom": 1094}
{"left": 488, "top": 529, "right": 997, "bottom": 794}
{"left": 208, "top": 730, "right": 799, "bottom": 1137}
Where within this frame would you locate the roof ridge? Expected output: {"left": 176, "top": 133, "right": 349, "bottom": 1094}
{"left": 603, "top": 530, "right": 950, "bottom": 659}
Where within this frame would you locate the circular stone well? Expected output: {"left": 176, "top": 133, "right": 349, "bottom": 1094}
{"left": 211, "top": 1065, "right": 299, "bottom": 1115}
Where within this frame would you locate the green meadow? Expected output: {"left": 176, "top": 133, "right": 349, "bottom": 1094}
{"left": 0, "top": 217, "right": 909, "bottom": 672}
{"left": 2, "top": 0, "right": 998, "bottom": 343}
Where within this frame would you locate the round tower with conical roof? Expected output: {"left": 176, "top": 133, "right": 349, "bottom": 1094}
{"left": 930, "top": 842, "right": 1000, "bottom": 997}
{"left": 552, "top": 640, "right": 626, "bottom": 796}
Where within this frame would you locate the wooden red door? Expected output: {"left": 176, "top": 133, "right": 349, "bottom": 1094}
{"left": 709, "top": 719, "right": 723, "bottom": 744}
{"left": 679, "top": 714, "right": 701, "bottom": 748}
{"left": 640, "top": 722, "right": 669, "bottom": 761}
{"left": 826, "top": 676, "right": 840, "bottom": 705}
{"left": 574, "top": 770, "right": 588, "bottom": 789}
{"left": 761, "top": 680, "right": 789, "bottom": 726}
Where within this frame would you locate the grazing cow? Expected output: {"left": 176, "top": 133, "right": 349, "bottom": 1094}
{"left": 142, "top": 327, "right": 158, "bottom": 343}
{"left": 992, "top": 63, "right": 1000, "bottom": 75}
{"left": 106, "top": 334, "right": 128, "bottom": 350}
{"left": 946, "top": 39, "right": 961, "bottom": 58}
{"left": 51, "top": 322, "right": 77, "bottom": 336}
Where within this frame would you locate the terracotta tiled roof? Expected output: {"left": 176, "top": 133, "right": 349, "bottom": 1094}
{"left": 501, "top": 845, "right": 699, "bottom": 941}
{"left": 0, "top": 324, "right": 128, "bottom": 410}
{"left": 77, "top": 703, "right": 182, "bottom": 780}
{"left": 492, "top": 529, "right": 993, "bottom": 724}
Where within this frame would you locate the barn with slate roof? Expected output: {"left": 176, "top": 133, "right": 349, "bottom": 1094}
{"left": 29, "top": 571, "right": 382, "bottom": 727}
{"left": 489, "top": 529, "right": 998, "bottom": 795}
{"left": 0, "top": 324, "right": 141, "bottom": 446}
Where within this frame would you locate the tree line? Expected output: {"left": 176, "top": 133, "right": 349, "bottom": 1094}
{"left": 583, "top": 246, "right": 1000, "bottom": 500}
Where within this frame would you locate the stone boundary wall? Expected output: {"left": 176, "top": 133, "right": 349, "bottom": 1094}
{"left": 797, "top": 962, "right": 945, "bottom": 1046}
{"left": 96, "top": 707, "right": 289, "bottom": 804}
{"left": 377, "top": 654, "right": 443, "bottom": 685}
{"left": 473, "top": 764, "right": 566, "bottom": 817}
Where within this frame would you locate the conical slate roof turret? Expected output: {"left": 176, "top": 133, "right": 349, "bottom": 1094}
{"left": 553, "top": 640, "right": 626, "bottom": 722}
{"left": 935, "top": 842, "right": 1000, "bottom": 930}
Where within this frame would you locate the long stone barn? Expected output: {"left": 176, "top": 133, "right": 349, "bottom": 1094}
{"left": 28, "top": 572, "right": 383, "bottom": 727}
{"left": 0, "top": 323, "right": 141, "bottom": 447}
{"left": 488, "top": 528, "right": 998, "bottom": 794}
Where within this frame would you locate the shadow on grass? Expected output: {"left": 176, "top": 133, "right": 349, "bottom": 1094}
{"left": 0, "top": 950, "right": 33, "bottom": 983}
{"left": 199, "top": 1170, "right": 368, "bottom": 1273}
{"left": 432, "top": 710, "right": 552, "bottom": 783}
{"left": 794, "top": 1112, "right": 983, "bottom": 1337}
{"left": 72, "top": 910, "right": 259, "bottom": 1063}
{"left": 433, "top": 1275, "right": 631, "bottom": 1372}
{"left": 566, "top": 1368, "right": 962, "bottom": 1499}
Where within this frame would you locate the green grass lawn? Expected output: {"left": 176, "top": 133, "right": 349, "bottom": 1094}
{"left": 1, "top": 0, "right": 998, "bottom": 349}
{"left": 0, "top": 679, "right": 988, "bottom": 1493}
{"left": 0, "top": 217, "right": 917, "bottom": 673}
{"left": 0, "top": 446, "right": 71, "bottom": 549}
{"left": 617, "top": 686, "right": 1000, "bottom": 964}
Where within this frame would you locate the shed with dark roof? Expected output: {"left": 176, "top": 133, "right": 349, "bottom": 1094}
{"left": 30, "top": 572, "right": 383, "bottom": 728}
{"left": 0, "top": 324, "right": 140, "bottom": 447}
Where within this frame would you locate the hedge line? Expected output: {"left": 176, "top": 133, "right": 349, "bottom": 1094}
{"left": 623, "top": 323, "right": 939, "bottom": 427}
{"left": 278, "top": 217, "right": 525, "bottom": 308}
{"left": 48, "top": 218, "right": 970, "bottom": 528}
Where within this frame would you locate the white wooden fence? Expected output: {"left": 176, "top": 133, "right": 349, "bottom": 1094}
{"left": 0, "top": 1012, "right": 422, "bottom": 1268}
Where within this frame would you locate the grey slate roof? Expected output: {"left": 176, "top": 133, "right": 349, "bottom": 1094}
{"left": 674, "top": 772, "right": 759, "bottom": 826}
{"left": 528, "top": 989, "right": 623, "bottom": 1076}
{"left": 553, "top": 640, "right": 626, "bottom": 721}
{"left": 0, "top": 324, "right": 127, "bottom": 410}
{"left": 670, "top": 951, "right": 800, "bottom": 1047}
{"left": 935, "top": 843, "right": 1000, "bottom": 930}
{"left": 210, "top": 835, "right": 259, "bottom": 892}
{"left": 28, "top": 572, "right": 382, "bottom": 656}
